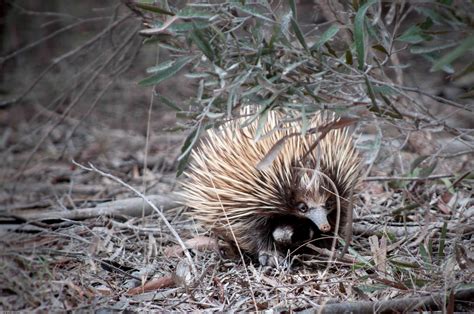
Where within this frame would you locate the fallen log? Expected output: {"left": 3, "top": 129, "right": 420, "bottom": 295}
{"left": 4, "top": 193, "right": 181, "bottom": 221}
{"left": 308, "top": 288, "right": 474, "bottom": 314}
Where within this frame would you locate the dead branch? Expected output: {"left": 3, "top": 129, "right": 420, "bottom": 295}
{"left": 352, "top": 221, "right": 474, "bottom": 237}
{"left": 5, "top": 193, "right": 181, "bottom": 221}
{"left": 364, "top": 174, "right": 454, "bottom": 182}
{"left": 315, "top": 287, "right": 474, "bottom": 313}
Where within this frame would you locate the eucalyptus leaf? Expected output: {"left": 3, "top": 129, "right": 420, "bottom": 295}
{"left": 397, "top": 25, "right": 431, "bottom": 44}
{"left": 255, "top": 108, "right": 270, "bottom": 141}
{"left": 410, "top": 41, "right": 458, "bottom": 54}
{"left": 177, "top": 6, "right": 214, "bottom": 19}
{"left": 139, "top": 56, "right": 196, "bottom": 86}
{"left": 155, "top": 93, "right": 182, "bottom": 111}
{"left": 290, "top": 17, "right": 308, "bottom": 50}
{"left": 289, "top": 0, "right": 297, "bottom": 19}
{"left": 354, "top": 0, "right": 377, "bottom": 70}
{"left": 364, "top": 75, "right": 380, "bottom": 113}
{"left": 431, "top": 35, "right": 474, "bottom": 72}
{"left": 135, "top": 3, "right": 174, "bottom": 16}
{"left": 233, "top": 4, "right": 275, "bottom": 23}
{"left": 438, "top": 222, "right": 448, "bottom": 259}
{"left": 176, "top": 124, "right": 202, "bottom": 176}
{"left": 146, "top": 60, "right": 175, "bottom": 74}
{"left": 310, "top": 25, "right": 340, "bottom": 51}
{"left": 190, "top": 28, "right": 215, "bottom": 61}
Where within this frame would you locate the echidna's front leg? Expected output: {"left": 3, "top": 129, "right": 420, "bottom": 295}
{"left": 256, "top": 235, "right": 285, "bottom": 267}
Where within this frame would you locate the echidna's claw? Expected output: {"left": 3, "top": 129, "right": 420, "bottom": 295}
{"left": 258, "top": 250, "right": 285, "bottom": 267}
{"left": 258, "top": 251, "right": 270, "bottom": 266}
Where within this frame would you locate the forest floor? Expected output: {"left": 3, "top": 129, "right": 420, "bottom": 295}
{"left": 1, "top": 119, "right": 472, "bottom": 311}
{"left": 1, "top": 1, "right": 473, "bottom": 312}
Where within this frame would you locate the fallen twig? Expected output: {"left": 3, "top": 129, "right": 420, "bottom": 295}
{"left": 315, "top": 287, "right": 474, "bottom": 313}
{"left": 364, "top": 174, "right": 454, "bottom": 182}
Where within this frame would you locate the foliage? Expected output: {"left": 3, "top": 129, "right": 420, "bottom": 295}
{"left": 133, "top": 0, "right": 473, "bottom": 172}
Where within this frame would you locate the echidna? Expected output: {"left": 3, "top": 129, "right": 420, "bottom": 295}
{"left": 181, "top": 109, "right": 361, "bottom": 266}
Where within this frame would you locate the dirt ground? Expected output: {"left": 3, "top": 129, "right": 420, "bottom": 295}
{"left": 0, "top": 1, "right": 473, "bottom": 311}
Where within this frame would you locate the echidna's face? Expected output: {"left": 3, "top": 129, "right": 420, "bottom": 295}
{"left": 291, "top": 172, "right": 332, "bottom": 233}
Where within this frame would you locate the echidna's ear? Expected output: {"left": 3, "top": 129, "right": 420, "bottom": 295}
{"left": 304, "top": 207, "right": 331, "bottom": 233}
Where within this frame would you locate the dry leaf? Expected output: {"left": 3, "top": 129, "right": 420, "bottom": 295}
{"left": 126, "top": 276, "right": 175, "bottom": 295}
{"left": 164, "top": 236, "right": 218, "bottom": 257}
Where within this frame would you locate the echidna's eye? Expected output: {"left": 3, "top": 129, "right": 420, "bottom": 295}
{"left": 296, "top": 202, "right": 308, "bottom": 213}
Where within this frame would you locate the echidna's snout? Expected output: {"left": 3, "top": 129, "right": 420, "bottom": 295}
{"left": 304, "top": 207, "right": 331, "bottom": 233}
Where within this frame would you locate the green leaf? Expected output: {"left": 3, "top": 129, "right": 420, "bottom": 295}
{"left": 354, "top": 0, "right": 377, "bottom": 70}
{"left": 352, "top": 0, "right": 360, "bottom": 11}
{"left": 438, "top": 0, "right": 453, "bottom": 5}
{"left": 205, "top": 112, "right": 225, "bottom": 119}
{"left": 419, "top": 17, "right": 433, "bottom": 30}
{"left": 419, "top": 160, "right": 437, "bottom": 178}
{"left": 255, "top": 108, "right": 270, "bottom": 141}
{"left": 169, "top": 21, "right": 210, "bottom": 32}
{"left": 372, "top": 44, "right": 388, "bottom": 55}
{"left": 397, "top": 25, "right": 431, "bottom": 44}
{"left": 310, "top": 25, "right": 340, "bottom": 51}
{"left": 421, "top": 52, "right": 454, "bottom": 74}
{"left": 135, "top": 3, "right": 175, "bottom": 16}
{"left": 380, "top": 94, "right": 403, "bottom": 119}
{"left": 156, "top": 93, "right": 182, "bottom": 111}
{"left": 189, "top": 28, "right": 215, "bottom": 61}
{"left": 410, "top": 155, "right": 428, "bottom": 172}
{"left": 233, "top": 4, "right": 275, "bottom": 23}
{"left": 146, "top": 60, "right": 175, "bottom": 74}
{"left": 357, "top": 284, "right": 387, "bottom": 293}
{"left": 390, "top": 259, "right": 419, "bottom": 269}
{"left": 343, "top": 240, "right": 371, "bottom": 266}
{"left": 324, "top": 42, "right": 338, "bottom": 57}
{"left": 139, "top": 56, "right": 195, "bottom": 86}
{"left": 282, "top": 60, "right": 307, "bottom": 76}
{"left": 364, "top": 75, "right": 380, "bottom": 113}
{"left": 431, "top": 35, "right": 474, "bottom": 71}
{"left": 410, "top": 42, "right": 458, "bottom": 54}
{"left": 290, "top": 18, "right": 308, "bottom": 50}
{"left": 156, "top": 43, "right": 188, "bottom": 53}
{"left": 438, "top": 221, "right": 448, "bottom": 259}
{"left": 301, "top": 106, "right": 308, "bottom": 136}
{"left": 419, "top": 243, "right": 432, "bottom": 271}
{"left": 289, "top": 0, "right": 297, "bottom": 19}
{"left": 441, "top": 178, "right": 455, "bottom": 194}
{"left": 226, "top": 88, "right": 237, "bottom": 117}
{"left": 372, "top": 85, "right": 397, "bottom": 95}
{"left": 176, "top": 124, "right": 202, "bottom": 177}
{"left": 404, "top": 278, "right": 428, "bottom": 288}
{"left": 345, "top": 49, "right": 353, "bottom": 65}
{"left": 177, "top": 6, "right": 214, "bottom": 19}
{"left": 415, "top": 8, "right": 443, "bottom": 25}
